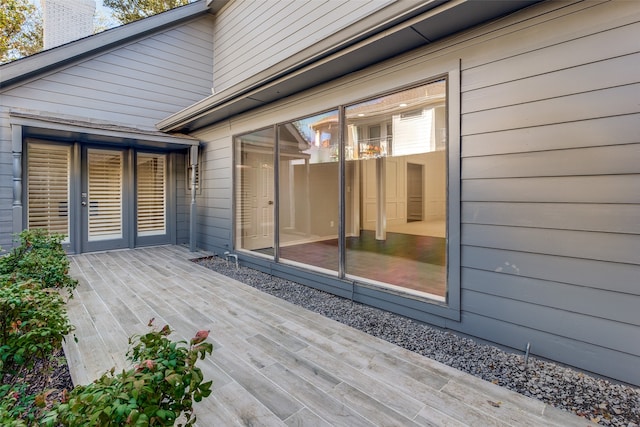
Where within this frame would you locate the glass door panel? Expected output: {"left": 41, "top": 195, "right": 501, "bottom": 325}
{"left": 87, "top": 149, "right": 123, "bottom": 241}
{"left": 27, "top": 142, "right": 71, "bottom": 242}
{"left": 137, "top": 153, "right": 166, "bottom": 237}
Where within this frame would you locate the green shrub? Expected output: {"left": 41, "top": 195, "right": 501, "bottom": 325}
{"left": 0, "top": 278, "right": 72, "bottom": 426}
{"left": 42, "top": 323, "right": 213, "bottom": 427}
{"left": 0, "top": 229, "right": 77, "bottom": 293}
{"left": 0, "top": 279, "right": 74, "bottom": 381}
{"left": 0, "top": 384, "right": 29, "bottom": 427}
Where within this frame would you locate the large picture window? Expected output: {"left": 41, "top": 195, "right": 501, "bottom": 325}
{"left": 234, "top": 79, "right": 448, "bottom": 300}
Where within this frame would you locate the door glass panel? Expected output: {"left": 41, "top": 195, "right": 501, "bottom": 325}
{"left": 235, "top": 128, "right": 275, "bottom": 255}
{"left": 88, "top": 149, "right": 123, "bottom": 241}
{"left": 344, "top": 79, "right": 447, "bottom": 299}
{"left": 278, "top": 110, "right": 340, "bottom": 272}
{"left": 137, "top": 153, "right": 166, "bottom": 236}
{"left": 27, "top": 142, "right": 70, "bottom": 242}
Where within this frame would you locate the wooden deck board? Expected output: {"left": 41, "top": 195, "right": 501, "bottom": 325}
{"left": 64, "top": 245, "right": 593, "bottom": 426}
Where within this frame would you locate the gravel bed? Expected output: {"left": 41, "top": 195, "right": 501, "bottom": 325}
{"left": 194, "top": 256, "right": 639, "bottom": 427}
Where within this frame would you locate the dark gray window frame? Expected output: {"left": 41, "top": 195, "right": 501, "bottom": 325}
{"left": 232, "top": 67, "right": 462, "bottom": 322}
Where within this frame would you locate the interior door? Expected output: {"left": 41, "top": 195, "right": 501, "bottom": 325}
{"left": 240, "top": 151, "right": 275, "bottom": 250}
{"left": 82, "top": 147, "right": 129, "bottom": 252}
{"left": 407, "top": 162, "right": 424, "bottom": 222}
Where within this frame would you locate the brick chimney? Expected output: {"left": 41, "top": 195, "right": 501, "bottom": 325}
{"left": 42, "top": 0, "right": 96, "bottom": 49}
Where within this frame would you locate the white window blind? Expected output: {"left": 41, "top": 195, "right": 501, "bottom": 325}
{"left": 137, "top": 153, "right": 166, "bottom": 236}
{"left": 88, "top": 149, "right": 123, "bottom": 241}
{"left": 27, "top": 143, "right": 70, "bottom": 240}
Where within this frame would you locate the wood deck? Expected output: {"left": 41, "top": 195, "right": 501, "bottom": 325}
{"left": 63, "top": 245, "right": 592, "bottom": 426}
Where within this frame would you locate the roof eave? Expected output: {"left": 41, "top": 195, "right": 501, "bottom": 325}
{"left": 158, "top": 0, "right": 541, "bottom": 134}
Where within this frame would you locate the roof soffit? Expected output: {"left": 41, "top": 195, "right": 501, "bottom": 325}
{"left": 158, "top": 0, "right": 541, "bottom": 133}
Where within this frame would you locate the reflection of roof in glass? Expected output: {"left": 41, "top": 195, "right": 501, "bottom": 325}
{"left": 300, "top": 80, "right": 445, "bottom": 132}
{"left": 346, "top": 79, "right": 445, "bottom": 119}
{"left": 309, "top": 114, "right": 339, "bottom": 130}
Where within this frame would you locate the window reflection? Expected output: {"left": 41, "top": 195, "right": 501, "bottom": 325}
{"left": 234, "top": 79, "right": 448, "bottom": 299}
{"left": 344, "top": 79, "right": 447, "bottom": 298}
{"left": 278, "top": 111, "right": 340, "bottom": 272}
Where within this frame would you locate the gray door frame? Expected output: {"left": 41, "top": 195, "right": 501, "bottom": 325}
{"left": 80, "top": 145, "right": 132, "bottom": 253}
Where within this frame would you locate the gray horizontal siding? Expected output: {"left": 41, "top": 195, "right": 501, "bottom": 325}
{"left": 463, "top": 23, "right": 640, "bottom": 91}
{"left": 462, "top": 52, "right": 640, "bottom": 114}
{"left": 457, "top": 0, "right": 640, "bottom": 385}
{"left": 462, "top": 224, "right": 640, "bottom": 265}
{"left": 191, "top": 0, "right": 639, "bottom": 384}
{"left": 175, "top": 151, "right": 189, "bottom": 244}
{"left": 0, "top": 108, "right": 13, "bottom": 249}
{"left": 462, "top": 289, "right": 639, "bottom": 355}
{"left": 458, "top": 311, "right": 640, "bottom": 387}
{"left": 462, "top": 268, "right": 640, "bottom": 326}
{"left": 463, "top": 175, "right": 640, "bottom": 203}
{"left": 192, "top": 135, "right": 233, "bottom": 252}
{"left": 462, "top": 202, "right": 640, "bottom": 235}
{"left": 1, "top": 15, "right": 214, "bottom": 130}
{"left": 212, "top": 0, "right": 393, "bottom": 92}
{"left": 463, "top": 144, "right": 639, "bottom": 179}
{"left": 462, "top": 114, "right": 640, "bottom": 157}
{"left": 462, "top": 83, "right": 640, "bottom": 135}
{"left": 462, "top": 246, "right": 639, "bottom": 296}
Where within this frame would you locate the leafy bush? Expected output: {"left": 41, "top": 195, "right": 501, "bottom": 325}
{"left": 0, "top": 229, "right": 77, "bottom": 293}
{"left": 0, "top": 230, "right": 76, "bottom": 425}
{"left": 0, "top": 384, "right": 29, "bottom": 427}
{"left": 42, "top": 323, "right": 213, "bottom": 427}
{"left": 0, "top": 277, "right": 73, "bottom": 425}
{"left": 0, "top": 279, "right": 74, "bottom": 381}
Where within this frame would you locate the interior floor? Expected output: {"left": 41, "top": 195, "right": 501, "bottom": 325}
{"left": 278, "top": 229, "right": 446, "bottom": 297}
{"left": 386, "top": 219, "right": 446, "bottom": 238}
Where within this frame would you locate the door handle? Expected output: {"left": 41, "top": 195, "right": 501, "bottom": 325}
{"left": 81, "top": 201, "right": 87, "bottom": 207}
{"left": 268, "top": 201, "right": 274, "bottom": 205}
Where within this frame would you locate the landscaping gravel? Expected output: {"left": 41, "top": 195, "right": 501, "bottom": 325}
{"left": 194, "top": 255, "right": 639, "bottom": 427}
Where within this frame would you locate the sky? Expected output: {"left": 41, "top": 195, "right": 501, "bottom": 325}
{"left": 93, "top": 0, "right": 120, "bottom": 29}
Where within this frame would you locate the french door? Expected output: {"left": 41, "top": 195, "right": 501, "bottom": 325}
{"left": 82, "top": 147, "right": 129, "bottom": 252}
{"left": 27, "top": 143, "right": 171, "bottom": 253}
